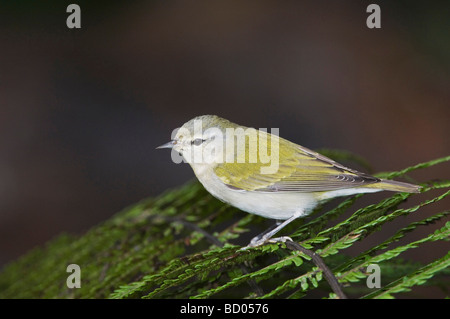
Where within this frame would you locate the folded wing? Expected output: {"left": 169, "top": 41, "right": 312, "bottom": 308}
{"left": 213, "top": 133, "right": 379, "bottom": 193}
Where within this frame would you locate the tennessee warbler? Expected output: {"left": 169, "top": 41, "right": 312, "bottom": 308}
{"left": 157, "top": 115, "right": 420, "bottom": 247}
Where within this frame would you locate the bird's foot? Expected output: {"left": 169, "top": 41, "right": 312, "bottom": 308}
{"left": 241, "top": 236, "right": 293, "bottom": 250}
{"left": 267, "top": 236, "right": 293, "bottom": 244}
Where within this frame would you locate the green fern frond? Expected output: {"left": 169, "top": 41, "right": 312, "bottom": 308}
{"left": 337, "top": 221, "right": 449, "bottom": 285}
{"left": 338, "top": 210, "right": 450, "bottom": 273}
{"left": 0, "top": 155, "right": 449, "bottom": 299}
{"left": 363, "top": 250, "right": 450, "bottom": 299}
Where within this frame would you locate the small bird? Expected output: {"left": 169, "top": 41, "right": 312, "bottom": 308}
{"left": 157, "top": 115, "right": 420, "bottom": 247}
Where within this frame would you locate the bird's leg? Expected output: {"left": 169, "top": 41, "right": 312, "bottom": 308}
{"left": 247, "top": 211, "right": 302, "bottom": 248}
{"left": 248, "top": 220, "right": 282, "bottom": 245}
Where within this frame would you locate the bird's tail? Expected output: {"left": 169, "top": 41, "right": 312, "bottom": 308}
{"left": 365, "top": 179, "right": 421, "bottom": 193}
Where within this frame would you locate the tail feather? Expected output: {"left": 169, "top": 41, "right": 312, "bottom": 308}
{"left": 366, "top": 179, "right": 421, "bottom": 193}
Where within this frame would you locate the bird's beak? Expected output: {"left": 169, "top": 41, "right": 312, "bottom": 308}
{"left": 156, "top": 140, "right": 176, "bottom": 149}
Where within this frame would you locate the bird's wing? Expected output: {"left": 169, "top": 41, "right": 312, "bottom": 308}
{"left": 213, "top": 134, "right": 379, "bottom": 193}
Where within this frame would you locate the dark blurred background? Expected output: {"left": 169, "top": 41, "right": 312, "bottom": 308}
{"left": 0, "top": 0, "right": 448, "bottom": 271}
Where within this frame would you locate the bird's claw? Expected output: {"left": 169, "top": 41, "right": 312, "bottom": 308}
{"left": 241, "top": 236, "right": 294, "bottom": 250}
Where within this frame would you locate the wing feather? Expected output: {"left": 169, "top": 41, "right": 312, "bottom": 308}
{"left": 213, "top": 132, "right": 379, "bottom": 193}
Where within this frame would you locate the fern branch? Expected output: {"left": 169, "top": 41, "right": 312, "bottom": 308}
{"left": 1, "top": 155, "right": 449, "bottom": 299}
{"left": 336, "top": 210, "right": 450, "bottom": 274}
{"left": 284, "top": 241, "right": 347, "bottom": 299}
{"left": 257, "top": 188, "right": 450, "bottom": 298}
{"left": 377, "top": 155, "right": 450, "bottom": 179}
{"left": 363, "top": 251, "right": 450, "bottom": 299}
{"left": 337, "top": 221, "right": 450, "bottom": 288}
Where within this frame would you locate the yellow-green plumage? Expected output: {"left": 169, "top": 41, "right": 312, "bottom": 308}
{"left": 158, "top": 115, "right": 420, "bottom": 246}
{"left": 212, "top": 124, "right": 419, "bottom": 194}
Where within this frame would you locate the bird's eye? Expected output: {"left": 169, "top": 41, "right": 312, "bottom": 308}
{"left": 192, "top": 138, "right": 205, "bottom": 146}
